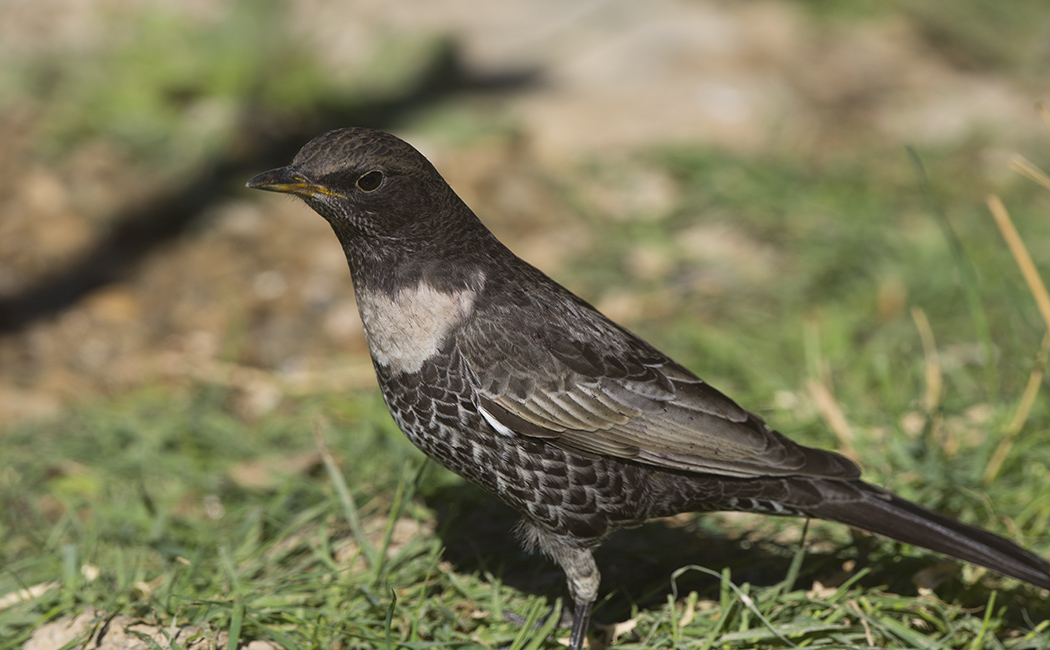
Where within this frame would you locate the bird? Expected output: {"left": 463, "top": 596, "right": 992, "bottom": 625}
{"left": 246, "top": 127, "right": 1050, "bottom": 649}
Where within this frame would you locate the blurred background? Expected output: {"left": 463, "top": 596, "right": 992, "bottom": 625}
{"left": 2, "top": 0, "right": 1048, "bottom": 425}
{"left": 2, "top": 0, "right": 1050, "bottom": 647}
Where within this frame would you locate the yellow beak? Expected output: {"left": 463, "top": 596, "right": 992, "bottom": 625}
{"left": 245, "top": 167, "right": 346, "bottom": 199}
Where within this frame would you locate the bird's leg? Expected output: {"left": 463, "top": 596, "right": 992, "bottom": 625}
{"left": 542, "top": 539, "right": 600, "bottom": 650}
{"left": 518, "top": 523, "right": 602, "bottom": 647}
{"left": 567, "top": 598, "right": 593, "bottom": 650}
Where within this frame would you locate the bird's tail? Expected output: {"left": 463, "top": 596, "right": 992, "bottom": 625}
{"left": 805, "top": 481, "right": 1050, "bottom": 590}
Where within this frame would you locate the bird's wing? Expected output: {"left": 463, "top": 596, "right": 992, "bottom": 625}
{"left": 460, "top": 298, "right": 860, "bottom": 480}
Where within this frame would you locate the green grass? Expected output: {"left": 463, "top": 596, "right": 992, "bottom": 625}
{"left": 3, "top": 140, "right": 1050, "bottom": 648}
{"left": 4, "top": 0, "right": 1050, "bottom": 647}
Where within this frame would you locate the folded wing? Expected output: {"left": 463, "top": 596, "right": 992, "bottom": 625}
{"left": 460, "top": 300, "right": 860, "bottom": 481}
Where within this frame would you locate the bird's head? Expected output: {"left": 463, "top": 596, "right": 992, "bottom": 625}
{"left": 246, "top": 127, "right": 460, "bottom": 241}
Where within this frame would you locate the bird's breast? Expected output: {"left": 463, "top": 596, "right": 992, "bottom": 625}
{"left": 355, "top": 281, "right": 479, "bottom": 375}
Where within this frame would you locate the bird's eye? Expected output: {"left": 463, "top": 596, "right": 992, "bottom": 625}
{"left": 357, "top": 170, "right": 384, "bottom": 192}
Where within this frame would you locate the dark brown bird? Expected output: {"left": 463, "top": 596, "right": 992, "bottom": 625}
{"left": 247, "top": 127, "right": 1050, "bottom": 649}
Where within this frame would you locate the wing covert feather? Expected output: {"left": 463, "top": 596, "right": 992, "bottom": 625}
{"left": 460, "top": 295, "right": 860, "bottom": 481}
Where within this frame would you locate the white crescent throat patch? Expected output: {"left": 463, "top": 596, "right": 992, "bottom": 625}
{"left": 356, "top": 280, "right": 480, "bottom": 375}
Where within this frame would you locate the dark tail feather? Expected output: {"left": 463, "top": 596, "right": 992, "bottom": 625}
{"left": 807, "top": 482, "right": 1050, "bottom": 590}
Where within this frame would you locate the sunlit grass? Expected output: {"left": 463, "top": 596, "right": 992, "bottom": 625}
{"left": 3, "top": 1, "right": 1050, "bottom": 648}
{"left": 3, "top": 135, "right": 1050, "bottom": 648}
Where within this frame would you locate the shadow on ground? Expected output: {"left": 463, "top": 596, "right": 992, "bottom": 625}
{"left": 0, "top": 41, "right": 536, "bottom": 334}
{"left": 424, "top": 481, "right": 1050, "bottom": 630}
{"left": 426, "top": 481, "right": 814, "bottom": 626}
